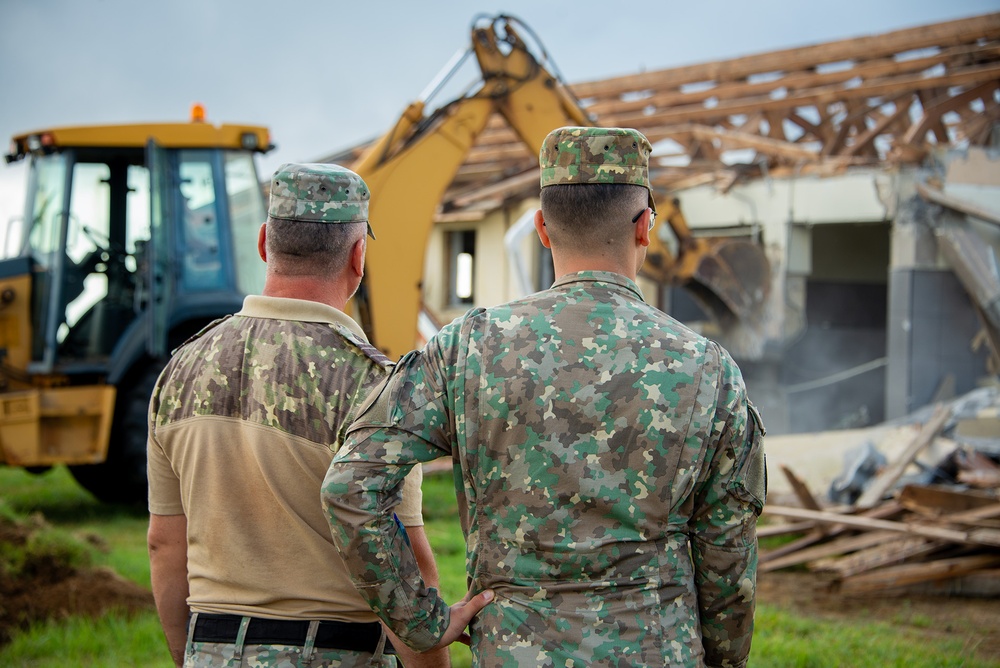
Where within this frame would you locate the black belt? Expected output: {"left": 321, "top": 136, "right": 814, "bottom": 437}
{"left": 190, "top": 613, "right": 396, "bottom": 655}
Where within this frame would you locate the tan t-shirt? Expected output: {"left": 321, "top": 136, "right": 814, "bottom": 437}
{"left": 148, "top": 295, "right": 422, "bottom": 622}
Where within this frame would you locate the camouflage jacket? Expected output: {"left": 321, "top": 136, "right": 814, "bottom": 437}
{"left": 324, "top": 271, "right": 766, "bottom": 667}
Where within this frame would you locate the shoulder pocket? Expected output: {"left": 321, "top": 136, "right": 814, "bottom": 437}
{"left": 349, "top": 350, "right": 420, "bottom": 429}
{"left": 733, "top": 401, "right": 767, "bottom": 514}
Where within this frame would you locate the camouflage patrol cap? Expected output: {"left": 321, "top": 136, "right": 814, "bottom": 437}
{"left": 268, "top": 163, "right": 375, "bottom": 238}
{"left": 539, "top": 126, "right": 656, "bottom": 211}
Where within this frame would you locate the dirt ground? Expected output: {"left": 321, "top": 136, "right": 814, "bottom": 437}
{"left": 758, "top": 569, "right": 1000, "bottom": 661}
{"left": 0, "top": 516, "right": 154, "bottom": 646}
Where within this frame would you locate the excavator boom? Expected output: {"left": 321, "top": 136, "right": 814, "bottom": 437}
{"left": 352, "top": 15, "right": 587, "bottom": 359}
{"left": 353, "top": 13, "right": 771, "bottom": 360}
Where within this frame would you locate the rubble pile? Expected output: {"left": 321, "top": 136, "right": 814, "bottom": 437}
{"left": 760, "top": 388, "right": 1000, "bottom": 597}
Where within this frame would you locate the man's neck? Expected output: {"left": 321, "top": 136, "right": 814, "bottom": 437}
{"left": 552, "top": 256, "right": 637, "bottom": 282}
{"left": 261, "top": 275, "right": 352, "bottom": 312}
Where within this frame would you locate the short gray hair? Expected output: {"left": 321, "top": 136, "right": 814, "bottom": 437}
{"left": 265, "top": 217, "right": 366, "bottom": 275}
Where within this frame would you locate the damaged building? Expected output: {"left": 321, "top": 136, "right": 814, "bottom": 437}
{"left": 324, "top": 12, "right": 1000, "bottom": 436}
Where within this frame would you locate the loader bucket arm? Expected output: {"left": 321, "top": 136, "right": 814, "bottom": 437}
{"left": 351, "top": 94, "right": 495, "bottom": 360}
{"left": 472, "top": 16, "right": 590, "bottom": 149}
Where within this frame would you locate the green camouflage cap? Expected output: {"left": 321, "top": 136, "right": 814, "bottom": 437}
{"left": 539, "top": 126, "right": 656, "bottom": 211}
{"left": 268, "top": 163, "right": 375, "bottom": 238}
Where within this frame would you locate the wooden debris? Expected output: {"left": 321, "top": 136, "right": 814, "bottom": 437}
{"left": 905, "top": 568, "right": 1000, "bottom": 597}
{"left": 898, "top": 484, "right": 999, "bottom": 516}
{"left": 757, "top": 521, "right": 815, "bottom": 538}
{"left": 854, "top": 404, "right": 951, "bottom": 508}
{"left": 759, "top": 500, "right": 905, "bottom": 569}
{"left": 955, "top": 449, "right": 1000, "bottom": 490}
{"left": 838, "top": 555, "right": 1000, "bottom": 594}
{"left": 781, "top": 464, "right": 825, "bottom": 513}
{"left": 763, "top": 465, "right": 832, "bottom": 558}
{"left": 812, "top": 537, "right": 939, "bottom": 578}
{"left": 761, "top": 463, "right": 1000, "bottom": 596}
{"left": 763, "top": 504, "right": 1000, "bottom": 546}
{"left": 761, "top": 530, "right": 899, "bottom": 573}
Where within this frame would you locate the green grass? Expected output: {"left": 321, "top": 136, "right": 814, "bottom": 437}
{"left": 0, "top": 466, "right": 151, "bottom": 586}
{"left": 752, "top": 605, "right": 996, "bottom": 668}
{"left": 0, "top": 611, "right": 173, "bottom": 668}
{"left": 421, "top": 470, "right": 473, "bottom": 668}
{"left": 0, "top": 519, "right": 92, "bottom": 577}
{"left": 422, "top": 478, "right": 470, "bottom": 601}
{"left": 0, "top": 466, "right": 167, "bottom": 666}
{"left": 0, "top": 464, "right": 997, "bottom": 668}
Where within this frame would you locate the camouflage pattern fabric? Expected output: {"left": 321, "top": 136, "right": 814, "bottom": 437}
{"left": 148, "top": 297, "right": 402, "bottom": 658}
{"left": 151, "top": 305, "right": 390, "bottom": 448}
{"left": 539, "top": 126, "right": 657, "bottom": 211}
{"left": 268, "top": 162, "right": 376, "bottom": 238}
{"left": 324, "top": 270, "right": 766, "bottom": 667}
{"left": 184, "top": 642, "right": 396, "bottom": 667}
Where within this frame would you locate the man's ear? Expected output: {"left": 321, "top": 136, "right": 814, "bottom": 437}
{"left": 534, "top": 209, "right": 552, "bottom": 248}
{"left": 636, "top": 209, "right": 651, "bottom": 248}
{"left": 257, "top": 223, "right": 268, "bottom": 261}
{"left": 350, "top": 238, "right": 366, "bottom": 279}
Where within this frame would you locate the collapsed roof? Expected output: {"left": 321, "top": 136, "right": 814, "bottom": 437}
{"left": 325, "top": 12, "right": 1000, "bottom": 222}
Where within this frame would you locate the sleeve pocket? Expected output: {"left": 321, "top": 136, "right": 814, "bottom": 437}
{"left": 733, "top": 401, "right": 767, "bottom": 514}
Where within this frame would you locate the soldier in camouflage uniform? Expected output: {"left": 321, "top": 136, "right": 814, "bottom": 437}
{"left": 147, "top": 164, "right": 449, "bottom": 668}
{"left": 323, "top": 128, "right": 767, "bottom": 667}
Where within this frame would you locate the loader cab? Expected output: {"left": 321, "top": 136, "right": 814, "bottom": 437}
{"left": 0, "top": 114, "right": 271, "bottom": 503}
{"left": 7, "top": 119, "right": 270, "bottom": 379}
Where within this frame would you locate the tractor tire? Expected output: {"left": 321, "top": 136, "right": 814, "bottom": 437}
{"left": 69, "top": 360, "right": 164, "bottom": 505}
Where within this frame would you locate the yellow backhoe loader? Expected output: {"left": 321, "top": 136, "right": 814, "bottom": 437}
{"left": 0, "top": 108, "right": 273, "bottom": 502}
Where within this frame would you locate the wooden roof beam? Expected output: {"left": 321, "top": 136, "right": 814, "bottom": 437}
{"left": 571, "top": 13, "right": 1000, "bottom": 95}
{"left": 448, "top": 169, "right": 539, "bottom": 208}
{"left": 607, "top": 62, "right": 1000, "bottom": 129}
{"left": 582, "top": 43, "right": 1000, "bottom": 119}
{"left": 787, "top": 109, "right": 828, "bottom": 143}
{"left": 683, "top": 123, "right": 828, "bottom": 162}
{"left": 961, "top": 98, "right": 1000, "bottom": 145}
{"left": 903, "top": 80, "right": 1000, "bottom": 145}
{"left": 840, "top": 95, "right": 913, "bottom": 157}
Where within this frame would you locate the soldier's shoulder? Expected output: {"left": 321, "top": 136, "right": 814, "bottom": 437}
{"left": 333, "top": 324, "right": 393, "bottom": 369}
{"left": 170, "top": 315, "right": 235, "bottom": 355}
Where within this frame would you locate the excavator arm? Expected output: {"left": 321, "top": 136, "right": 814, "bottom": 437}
{"left": 351, "top": 15, "right": 588, "bottom": 359}
{"left": 353, "top": 14, "right": 771, "bottom": 360}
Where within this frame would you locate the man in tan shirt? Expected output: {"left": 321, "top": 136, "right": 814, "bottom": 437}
{"left": 147, "top": 163, "right": 450, "bottom": 667}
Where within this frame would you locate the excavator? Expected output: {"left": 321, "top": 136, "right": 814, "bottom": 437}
{"left": 351, "top": 14, "right": 770, "bottom": 359}
{"left": 0, "top": 15, "right": 769, "bottom": 503}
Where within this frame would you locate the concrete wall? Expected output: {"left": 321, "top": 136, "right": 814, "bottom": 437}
{"left": 887, "top": 265, "right": 990, "bottom": 418}
{"left": 885, "top": 147, "right": 1000, "bottom": 419}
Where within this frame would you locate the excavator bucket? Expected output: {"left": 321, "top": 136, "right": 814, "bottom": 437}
{"left": 643, "top": 198, "right": 771, "bottom": 327}
{"left": 686, "top": 236, "right": 771, "bottom": 325}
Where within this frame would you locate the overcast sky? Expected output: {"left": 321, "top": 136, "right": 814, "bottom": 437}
{"left": 1, "top": 0, "right": 997, "bottom": 234}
